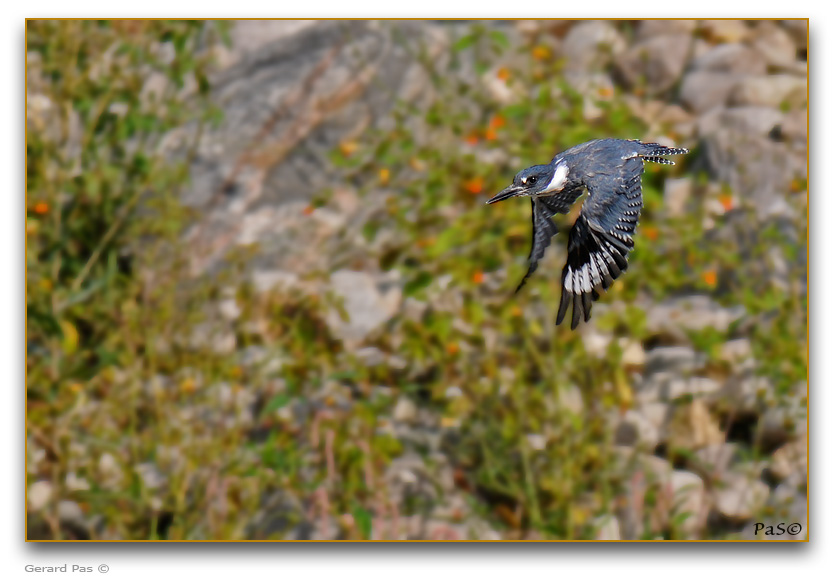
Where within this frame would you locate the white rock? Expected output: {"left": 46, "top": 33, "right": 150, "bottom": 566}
{"left": 393, "top": 397, "right": 418, "bottom": 424}
{"left": 670, "top": 470, "right": 707, "bottom": 537}
{"left": 699, "top": 20, "right": 751, "bottom": 43}
{"left": 557, "top": 384, "right": 584, "bottom": 415}
{"left": 680, "top": 71, "right": 739, "bottom": 113}
{"left": 751, "top": 21, "right": 798, "bottom": 69}
{"left": 561, "top": 21, "right": 626, "bottom": 72}
{"left": 526, "top": 433, "right": 547, "bottom": 451}
{"left": 326, "top": 270, "right": 401, "bottom": 344}
{"left": 619, "top": 338, "right": 647, "bottom": 367}
{"left": 730, "top": 75, "right": 806, "bottom": 109}
{"left": 691, "top": 443, "right": 741, "bottom": 477}
{"left": 713, "top": 473, "right": 769, "bottom": 522}
{"left": 615, "top": 34, "right": 692, "bottom": 93}
{"left": 663, "top": 177, "right": 693, "bottom": 217}
{"left": 691, "top": 43, "right": 766, "bottom": 75}
{"left": 593, "top": 515, "right": 621, "bottom": 540}
{"left": 27, "top": 481, "right": 53, "bottom": 511}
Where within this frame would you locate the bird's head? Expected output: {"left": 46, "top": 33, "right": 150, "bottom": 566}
{"left": 486, "top": 161, "right": 569, "bottom": 204}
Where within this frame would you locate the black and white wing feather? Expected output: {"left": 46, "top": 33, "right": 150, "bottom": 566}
{"left": 555, "top": 156, "right": 644, "bottom": 329}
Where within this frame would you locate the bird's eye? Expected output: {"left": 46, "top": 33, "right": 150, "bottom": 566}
{"left": 528, "top": 176, "right": 537, "bottom": 185}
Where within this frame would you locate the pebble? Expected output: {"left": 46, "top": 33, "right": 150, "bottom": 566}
{"left": 27, "top": 481, "right": 53, "bottom": 511}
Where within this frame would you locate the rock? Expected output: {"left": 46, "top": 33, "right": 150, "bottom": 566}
{"left": 750, "top": 21, "right": 798, "bottom": 69}
{"left": 135, "top": 462, "right": 166, "bottom": 491}
{"left": 27, "top": 480, "right": 53, "bottom": 511}
{"left": 326, "top": 270, "right": 401, "bottom": 344}
{"left": 57, "top": 500, "right": 85, "bottom": 527}
{"left": 780, "top": 108, "right": 808, "bottom": 144}
{"left": 666, "top": 399, "right": 725, "bottom": 451}
{"left": 758, "top": 402, "right": 806, "bottom": 451}
{"left": 619, "top": 338, "right": 646, "bottom": 367}
{"left": 65, "top": 472, "right": 90, "bottom": 492}
{"left": 98, "top": 452, "right": 124, "bottom": 490}
{"left": 615, "top": 409, "right": 660, "bottom": 450}
{"left": 670, "top": 470, "right": 707, "bottom": 537}
{"left": 615, "top": 34, "right": 692, "bottom": 93}
{"left": 679, "top": 70, "right": 739, "bottom": 113}
{"left": 637, "top": 20, "right": 697, "bottom": 39}
{"left": 251, "top": 269, "right": 299, "bottom": 294}
{"left": 526, "top": 433, "right": 547, "bottom": 451}
{"left": 718, "top": 374, "right": 773, "bottom": 415}
{"left": 393, "top": 397, "right": 418, "bottom": 424}
{"left": 703, "top": 129, "right": 800, "bottom": 219}
{"left": 663, "top": 177, "right": 693, "bottom": 217}
{"left": 691, "top": 43, "right": 767, "bottom": 75}
{"left": 720, "top": 338, "right": 754, "bottom": 364}
{"left": 646, "top": 296, "right": 745, "bottom": 339}
{"left": 690, "top": 443, "right": 742, "bottom": 478}
{"left": 593, "top": 515, "right": 621, "bottom": 540}
{"left": 662, "top": 377, "right": 722, "bottom": 401}
{"left": 218, "top": 297, "right": 241, "bottom": 321}
{"left": 557, "top": 384, "right": 584, "bottom": 415}
{"left": 354, "top": 346, "right": 386, "bottom": 367}
{"left": 699, "top": 20, "right": 751, "bottom": 43}
{"left": 769, "top": 432, "right": 807, "bottom": 482}
{"left": 698, "top": 106, "right": 785, "bottom": 139}
{"left": 582, "top": 327, "right": 613, "bottom": 358}
{"left": 561, "top": 21, "right": 626, "bottom": 72}
{"left": 780, "top": 20, "right": 807, "bottom": 50}
{"left": 645, "top": 346, "right": 706, "bottom": 375}
{"left": 730, "top": 75, "right": 806, "bottom": 109}
{"left": 713, "top": 472, "right": 769, "bottom": 522}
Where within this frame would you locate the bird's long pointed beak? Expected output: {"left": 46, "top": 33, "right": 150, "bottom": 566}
{"left": 486, "top": 184, "right": 524, "bottom": 205}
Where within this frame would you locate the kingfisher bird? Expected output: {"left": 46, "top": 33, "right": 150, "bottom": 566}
{"left": 487, "top": 138, "right": 688, "bottom": 330}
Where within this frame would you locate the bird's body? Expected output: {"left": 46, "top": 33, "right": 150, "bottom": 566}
{"left": 487, "top": 138, "right": 688, "bottom": 329}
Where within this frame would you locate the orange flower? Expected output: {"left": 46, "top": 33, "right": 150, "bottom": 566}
{"left": 489, "top": 115, "right": 506, "bottom": 130}
{"left": 718, "top": 194, "right": 734, "bottom": 212}
{"left": 496, "top": 67, "right": 511, "bottom": 81}
{"left": 464, "top": 132, "right": 480, "bottom": 146}
{"left": 510, "top": 305, "right": 522, "bottom": 317}
{"left": 339, "top": 140, "right": 359, "bottom": 157}
{"left": 409, "top": 158, "right": 426, "bottom": 171}
{"left": 597, "top": 86, "right": 613, "bottom": 99}
{"left": 302, "top": 205, "right": 315, "bottom": 216}
{"left": 180, "top": 377, "right": 197, "bottom": 394}
{"left": 484, "top": 128, "right": 498, "bottom": 141}
{"left": 472, "top": 270, "right": 485, "bottom": 284}
{"left": 463, "top": 177, "right": 484, "bottom": 195}
{"left": 702, "top": 269, "right": 717, "bottom": 287}
{"left": 446, "top": 343, "right": 460, "bottom": 355}
{"left": 378, "top": 168, "right": 390, "bottom": 185}
{"left": 532, "top": 45, "right": 552, "bottom": 61}
{"left": 643, "top": 226, "right": 659, "bottom": 241}
{"left": 33, "top": 202, "right": 49, "bottom": 215}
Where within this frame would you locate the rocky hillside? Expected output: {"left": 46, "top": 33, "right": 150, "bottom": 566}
{"left": 27, "top": 19, "right": 807, "bottom": 541}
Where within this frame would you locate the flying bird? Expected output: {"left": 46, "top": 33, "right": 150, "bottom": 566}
{"left": 487, "top": 138, "right": 688, "bottom": 329}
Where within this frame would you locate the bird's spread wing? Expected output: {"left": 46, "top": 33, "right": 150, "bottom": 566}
{"left": 516, "top": 187, "right": 584, "bottom": 293}
{"left": 556, "top": 156, "right": 644, "bottom": 329}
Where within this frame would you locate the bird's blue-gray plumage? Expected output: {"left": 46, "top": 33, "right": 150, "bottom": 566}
{"left": 487, "top": 138, "right": 689, "bottom": 329}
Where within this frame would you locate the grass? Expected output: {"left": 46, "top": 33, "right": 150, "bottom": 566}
{"left": 26, "top": 20, "right": 807, "bottom": 540}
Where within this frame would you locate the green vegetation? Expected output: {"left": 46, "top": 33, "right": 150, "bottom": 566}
{"left": 27, "top": 21, "right": 806, "bottom": 540}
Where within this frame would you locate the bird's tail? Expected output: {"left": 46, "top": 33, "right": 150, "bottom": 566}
{"left": 639, "top": 142, "right": 689, "bottom": 165}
